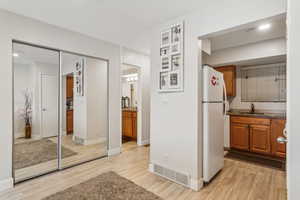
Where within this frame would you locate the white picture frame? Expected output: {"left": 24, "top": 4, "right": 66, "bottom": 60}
{"left": 171, "top": 54, "right": 181, "bottom": 71}
{"left": 161, "top": 30, "right": 171, "bottom": 47}
{"left": 169, "top": 70, "right": 180, "bottom": 89}
{"left": 161, "top": 56, "right": 171, "bottom": 72}
{"left": 160, "top": 72, "right": 169, "bottom": 90}
{"left": 75, "top": 58, "right": 84, "bottom": 96}
{"left": 160, "top": 46, "right": 170, "bottom": 57}
{"left": 159, "top": 21, "right": 184, "bottom": 93}
{"left": 171, "top": 42, "right": 180, "bottom": 55}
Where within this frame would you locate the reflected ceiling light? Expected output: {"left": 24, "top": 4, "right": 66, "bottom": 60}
{"left": 258, "top": 23, "right": 271, "bottom": 31}
{"left": 13, "top": 53, "right": 19, "bottom": 57}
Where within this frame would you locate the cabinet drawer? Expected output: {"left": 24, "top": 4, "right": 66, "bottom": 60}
{"left": 231, "top": 116, "right": 270, "bottom": 126}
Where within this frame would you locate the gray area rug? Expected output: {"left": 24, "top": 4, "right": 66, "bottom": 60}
{"left": 14, "top": 139, "right": 77, "bottom": 170}
{"left": 43, "top": 171, "right": 162, "bottom": 200}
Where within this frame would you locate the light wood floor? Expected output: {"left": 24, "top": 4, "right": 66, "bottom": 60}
{"left": 2, "top": 142, "right": 287, "bottom": 200}
{"left": 15, "top": 135, "right": 107, "bottom": 182}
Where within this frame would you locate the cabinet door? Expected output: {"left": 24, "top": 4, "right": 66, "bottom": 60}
{"left": 66, "top": 76, "right": 73, "bottom": 98}
{"left": 271, "top": 119, "right": 286, "bottom": 158}
{"left": 250, "top": 125, "right": 271, "bottom": 154}
{"left": 215, "top": 66, "right": 236, "bottom": 97}
{"left": 230, "top": 123, "right": 249, "bottom": 150}
{"left": 122, "top": 111, "right": 133, "bottom": 137}
{"left": 66, "top": 110, "right": 73, "bottom": 134}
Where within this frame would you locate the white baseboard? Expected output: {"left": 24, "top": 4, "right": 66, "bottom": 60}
{"left": 0, "top": 178, "right": 13, "bottom": 192}
{"left": 108, "top": 147, "right": 121, "bottom": 156}
{"left": 138, "top": 139, "right": 150, "bottom": 146}
{"left": 14, "top": 132, "right": 24, "bottom": 139}
{"left": 190, "top": 177, "right": 204, "bottom": 191}
{"left": 148, "top": 163, "right": 154, "bottom": 173}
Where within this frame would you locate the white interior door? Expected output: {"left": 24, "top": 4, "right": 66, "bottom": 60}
{"left": 41, "top": 74, "right": 58, "bottom": 138}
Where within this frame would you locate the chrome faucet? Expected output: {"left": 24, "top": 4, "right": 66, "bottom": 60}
{"left": 250, "top": 103, "right": 255, "bottom": 113}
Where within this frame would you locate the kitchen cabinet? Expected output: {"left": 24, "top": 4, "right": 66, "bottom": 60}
{"left": 214, "top": 65, "right": 236, "bottom": 97}
{"left": 250, "top": 125, "right": 271, "bottom": 154}
{"left": 230, "top": 123, "right": 249, "bottom": 151}
{"left": 66, "top": 76, "right": 73, "bottom": 134}
{"left": 122, "top": 110, "right": 137, "bottom": 140}
{"left": 230, "top": 116, "right": 285, "bottom": 158}
{"left": 66, "top": 76, "right": 74, "bottom": 99}
{"left": 271, "top": 119, "right": 286, "bottom": 158}
{"left": 67, "top": 110, "right": 73, "bottom": 134}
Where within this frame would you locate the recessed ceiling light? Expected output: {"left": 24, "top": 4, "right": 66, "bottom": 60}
{"left": 13, "top": 53, "right": 19, "bottom": 57}
{"left": 258, "top": 24, "right": 271, "bottom": 31}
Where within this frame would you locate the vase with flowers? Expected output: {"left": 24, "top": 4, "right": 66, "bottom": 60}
{"left": 19, "top": 89, "right": 33, "bottom": 139}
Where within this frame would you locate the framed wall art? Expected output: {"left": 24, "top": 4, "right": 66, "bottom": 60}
{"left": 159, "top": 22, "right": 184, "bottom": 92}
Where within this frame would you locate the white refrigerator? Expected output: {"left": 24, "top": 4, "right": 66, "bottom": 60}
{"left": 202, "top": 65, "right": 226, "bottom": 183}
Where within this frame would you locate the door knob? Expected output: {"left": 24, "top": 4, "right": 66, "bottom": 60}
{"left": 277, "top": 137, "right": 288, "bottom": 144}
{"left": 42, "top": 108, "right": 47, "bottom": 111}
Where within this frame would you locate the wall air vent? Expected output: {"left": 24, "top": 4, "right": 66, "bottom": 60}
{"left": 153, "top": 164, "right": 189, "bottom": 187}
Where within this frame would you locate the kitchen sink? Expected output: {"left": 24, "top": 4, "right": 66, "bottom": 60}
{"left": 240, "top": 111, "right": 264, "bottom": 115}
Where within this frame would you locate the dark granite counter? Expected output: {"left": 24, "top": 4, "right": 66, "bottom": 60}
{"left": 227, "top": 109, "right": 286, "bottom": 119}
{"left": 122, "top": 107, "right": 138, "bottom": 112}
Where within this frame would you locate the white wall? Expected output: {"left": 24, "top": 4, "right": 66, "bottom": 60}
{"left": 122, "top": 79, "right": 138, "bottom": 108}
{"left": 122, "top": 48, "right": 151, "bottom": 146}
{"left": 150, "top": 0, "right": 286, "bottom": 191}
{"left": 229, "top": 65, "right": 286, "bottom": 112}
{"left": 287, "top": 0, "right": 300, "bottom": 199}
{"left": 13, "top": 63, "right": 34, "bottom": 138}
{"left": 14, "top": 61, "right": 58, "bottom": 139}
{"left": 0, "top": 9, "right": 121, "bottom": 190}
{"left": 204, "top": 37, "right": 286, "bottom": 66}
{"left": 86, "top": 58, "right": 108, "bottom": 143}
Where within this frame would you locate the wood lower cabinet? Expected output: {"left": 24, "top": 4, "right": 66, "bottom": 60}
{"left": 230, "top": 116, "right": 285, "bottom": 158}
{"left": 271, "top": 119, "right": 286, "bottom": 158}
{"left": 250, "top": 125, "right": 271, "bottom": 154}
{"left": 122, "top": 110, "right": 137, "bottom": 140}
{"left": 230, "top": 123, "right": 249, "bottom": 151}
{"left": 66, "top": 110, "right": 73, "bottom": 134}
{"left": 66, "top": 76, "right": 74, "bottom": 99}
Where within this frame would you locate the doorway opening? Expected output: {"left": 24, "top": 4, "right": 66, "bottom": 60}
{"left": 121, "top": 64, "right": 140, "bottom": 149}
{"left": 198, "top": 13, "right": 287, "bottom": 193}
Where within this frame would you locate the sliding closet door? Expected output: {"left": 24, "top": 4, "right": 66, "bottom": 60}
{"left": 13, "top": 42, "right": 60, "bottom": 183}
{"left": 60, "top": 52, "right": 108, "bottom": 168}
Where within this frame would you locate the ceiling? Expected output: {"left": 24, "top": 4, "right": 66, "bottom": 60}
{"left": 0, "top": 0, "right": 205, "bottom": 54}
{"left": 13, "top": 43, "right": 59, "bottom": 65}
{"left": 209, "top": 15, "right": 286, "bottom": 51}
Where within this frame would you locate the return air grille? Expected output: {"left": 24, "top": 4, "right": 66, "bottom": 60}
{"left": 153, "top": 164, "right": 189, "bottom": 187}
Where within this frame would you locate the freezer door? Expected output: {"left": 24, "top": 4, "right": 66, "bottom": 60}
{"left": 203, "top": 65, "right": 224, "bottom": 102}
{"left": 203, "top": 102, "right": 224, "bottom": 182}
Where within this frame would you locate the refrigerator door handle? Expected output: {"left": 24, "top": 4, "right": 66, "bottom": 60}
{"left": 222, "top": 78, "right": 227, "bottom": 115}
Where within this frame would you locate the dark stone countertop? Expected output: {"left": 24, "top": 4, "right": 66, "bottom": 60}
{"left": 122, "top": 107, "right": 138, "bottom": 112}
{"left": 227, "top": 109, "right": 286, "bottom": 119}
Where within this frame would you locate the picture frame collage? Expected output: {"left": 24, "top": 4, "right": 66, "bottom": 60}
{"left": 159, "top": 22, "right": 184, "bottom": 92}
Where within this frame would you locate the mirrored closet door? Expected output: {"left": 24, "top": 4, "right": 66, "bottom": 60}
{"left": 13, "top": 42, "right": 60, "bottom": 183}
{"left": 60, "top": 52, "right": 108, "bottom": 168}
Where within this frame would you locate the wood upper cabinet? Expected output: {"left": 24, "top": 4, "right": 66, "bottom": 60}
{"left": 250, "top": 125, "right": 271, "bottom": 154}
{"left": 271, "top": 119, "right": 286, "bottom": 158}
{"left": 214, "top": 65, "right": 236, "bottom": 97}
{"left": 230, "top": 123, "right": 249, "bottom": 151}
{"left": 66, "top": 76, "right": 74, "bottom": 98}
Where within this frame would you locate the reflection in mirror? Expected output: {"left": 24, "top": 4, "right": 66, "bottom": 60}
{"left": 61, "top": 52, "right": 108, "bottom": 168}
{"left": 13, "top": 43, "right": 59, "bottom": 182}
